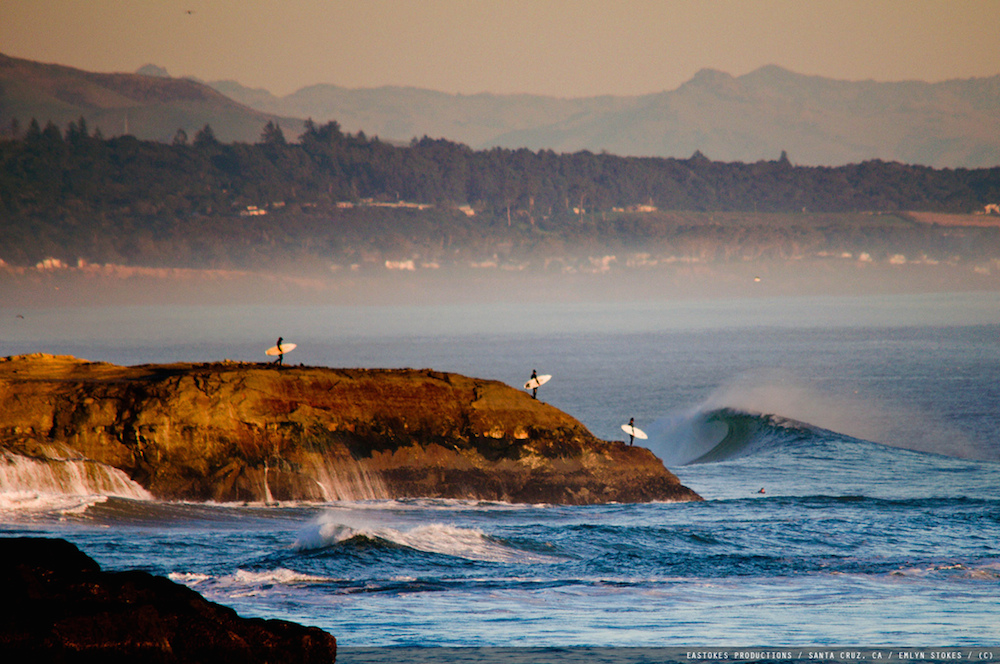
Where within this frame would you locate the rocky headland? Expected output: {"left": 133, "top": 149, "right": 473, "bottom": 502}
{"left": 0, "top": 354, "right": 700, "bottom": 504}
{"left": 0, "top": 536, "right": 338, "bottom": 662}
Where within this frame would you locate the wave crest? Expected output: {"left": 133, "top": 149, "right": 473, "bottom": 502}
{"left": 295, "top": 516, "right": 561, "bottom": 564}
{"left": 646, "top": 370, "right": 988, "bottom": 464}
{"left": 646, "top": 406, "right": 823, "bottom": 466}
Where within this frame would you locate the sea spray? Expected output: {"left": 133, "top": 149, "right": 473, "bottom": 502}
{"left": 0, "top": 451, "right": 152, "bottom": 501}
{"left": 647, "top": 368, "right": 984, "bottom": 464}
{"left": 709, "top": 368, "right": 984, "bottom": 458}
{"left": 310, "top": 457, "right": 389, "bottom": 502}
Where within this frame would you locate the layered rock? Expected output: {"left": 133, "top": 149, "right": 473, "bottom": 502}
{"left": 0, "top": 354, "right": 701, "bottom": 504}
{"left": 0, "top": 536, "right": 337, "bottom": 662}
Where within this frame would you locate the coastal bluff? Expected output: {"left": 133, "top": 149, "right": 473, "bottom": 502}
{"left": 0, "top": 354, "right": 701, "bottom": 504}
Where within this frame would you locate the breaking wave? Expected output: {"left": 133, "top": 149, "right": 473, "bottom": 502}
{"left": 647, "top": 407, "right": 825, "bottom": 466}
{"left": 645, "top": 371, "right": 986, "bottom": 465}
{"left": 294, "top": 515, "right": 561, "bottom": 564}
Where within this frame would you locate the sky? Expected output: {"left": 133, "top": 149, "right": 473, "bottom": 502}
{"left": 3, "top": 0, "right": 1000, "bottom": 98}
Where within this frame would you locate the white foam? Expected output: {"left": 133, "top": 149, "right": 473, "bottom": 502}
{"left": 0, "top": 452, "right": 152, "bottom": 504}
{"left": 230, "top": 568, "right": 333, "bottom": 585}
{"left": 966, "top": 562, "right": 1000, "bottom": 580}
{"left": 0, "top": 489, "right": 108, "bottom": 515}
{"left": 168, "top": 571, "right": 212, "bottom": 586}
{"left": 891, "top": 562, "right": 1000, "bottom": 580}
{"left": 384, "top": 523, "right": 540, "bottom": 563}
{"left": 294, "top": 513, "right": 562, "bottom": 564}
{"left": 312, "top": 498, "right": 542, "bottom": 512}
{"left": 168, "top": 568, "right": 337, "bottom": 598}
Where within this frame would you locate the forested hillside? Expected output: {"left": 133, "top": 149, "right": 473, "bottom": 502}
{"left": 1, "top": 118, "right": 999, "bottom": 274}
{"left": 0, "top": 52, "right": 298, "bottom": 144}
{"left": 3, "top": 118, "right": 999, "bottom": 217}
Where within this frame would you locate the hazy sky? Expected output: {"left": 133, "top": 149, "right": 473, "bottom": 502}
{"left": 4, "top": 0, "right": 999, "bottom": 98}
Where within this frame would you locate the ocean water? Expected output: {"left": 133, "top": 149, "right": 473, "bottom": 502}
{"left": 2, "top": 293, "right": 1000, "bottom": 655}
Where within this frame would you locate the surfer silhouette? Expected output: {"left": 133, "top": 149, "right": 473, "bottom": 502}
{"left": 530, "top": 369, "right": 538, "bottom": 399}
{"left": 627, "top": 417, "right": 635, "bottom": 445}
{"left": 757, "top": 487, "right": 766, "bottom": 494}
{"left": 275, "top": 337, "right": 284, "bottom": 366}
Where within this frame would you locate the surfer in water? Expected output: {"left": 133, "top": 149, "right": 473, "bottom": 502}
{"left": 627, "top": 417, "right": 635, "bottom": 446}
{"left": 275, "top": 337, "right": 284, "bottom": 366}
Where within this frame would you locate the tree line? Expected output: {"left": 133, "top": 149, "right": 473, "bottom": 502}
{"left": 2, "top": 117, "right": 999, "bottom": 222}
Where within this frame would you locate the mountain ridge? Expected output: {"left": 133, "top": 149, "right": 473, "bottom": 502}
{"left": 3, "top": 52, "right": 998, "bottom": 167}
{"left": 207, "top": 64, "right": 1000, "bottom": 168}
{"left": 0, "top": 52, "right": 300, "bottom": 143}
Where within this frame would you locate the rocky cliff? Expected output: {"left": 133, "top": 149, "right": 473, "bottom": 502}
{"left": 0, "top": 354, "right": 700, "bottom": 504}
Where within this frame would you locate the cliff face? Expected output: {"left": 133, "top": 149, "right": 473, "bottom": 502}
{"left": 0, "top": 354, "right": 701, "bottom": 504}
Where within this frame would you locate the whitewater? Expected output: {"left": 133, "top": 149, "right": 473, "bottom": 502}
{"left": 1, "top": 293, "right": 999, "bottom": 655}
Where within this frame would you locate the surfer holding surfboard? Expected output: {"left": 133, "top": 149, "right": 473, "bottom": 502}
{"left": 265, "top": 337, "right": 296, "bottom": 366}
{"left": 524, "top": 369, "right": 551, "bottom": 399}
{"left": 621, "top": 418, "right": 648, "bottom": 446}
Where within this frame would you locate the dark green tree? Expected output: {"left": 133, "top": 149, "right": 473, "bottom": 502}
{"left": 259, "top": 121, "right": 286, "bottom": 146}
{"left": 193, "top": 124, "right": 217, "bottom": 148}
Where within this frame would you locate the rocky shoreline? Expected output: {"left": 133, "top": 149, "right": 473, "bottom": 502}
{"left": 0, "top": 536, "right": 337, "bottom": 662}
{"left": 0, "top": 354, "right": 701, "bottom": 504}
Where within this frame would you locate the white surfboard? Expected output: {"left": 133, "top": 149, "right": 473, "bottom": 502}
{"left": 621, "top": 424, "right": 648, "bottom": 440}
{"left": 524, "top": 374, "right": 551, "bottom": 390}
{"left": 265, "top": 342, "right": 296, "bottom": 356}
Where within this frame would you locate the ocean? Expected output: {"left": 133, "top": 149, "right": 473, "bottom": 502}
{"left": 2, "top": 293, "right": 999, "bottom": 658}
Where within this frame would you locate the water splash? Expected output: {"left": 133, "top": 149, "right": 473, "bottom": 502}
{"left": 310, "top": 457, "right": 389, "bottom": 502}
{"left": 0, "top": 451, "right": 152, "bottom": 504}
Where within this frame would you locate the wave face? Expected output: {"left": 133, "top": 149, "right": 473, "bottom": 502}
{"left": 644, "top": 368, "right": 991, "bottom": 467}
{"left": 647, "top": 407, "right": 826, "bottom": 466}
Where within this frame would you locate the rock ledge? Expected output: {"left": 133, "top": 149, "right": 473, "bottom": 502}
{"left": 0, "top": 354, "right": 701, "bottom": 504}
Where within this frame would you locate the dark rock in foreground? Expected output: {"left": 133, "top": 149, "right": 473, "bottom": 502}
{"left": 0, "top": 354, "right": 701, "bottom": 504}
{"left": 0, "top": 536, "right": 337, "bottom": 663}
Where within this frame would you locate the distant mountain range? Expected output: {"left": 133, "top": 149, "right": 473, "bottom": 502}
{"left": 211, "top": 65, "right": 1000, "bottom": 168}
{"left": 2, "top": 52, "right": 999, "bottom": 168}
